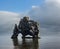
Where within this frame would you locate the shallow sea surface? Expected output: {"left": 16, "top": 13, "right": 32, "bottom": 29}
{"left": 0, "top": 34, "right": 60, "bottom": 49}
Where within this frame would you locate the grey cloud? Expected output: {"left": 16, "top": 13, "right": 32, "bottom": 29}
{"left": 0, "top": 0, "right": 60, "bottom": 36}
{"left": 0, "top": 11, "right": 20, "bottom": 34}
{"left": 25, "top": 0, "right": 60, "bottom": 36}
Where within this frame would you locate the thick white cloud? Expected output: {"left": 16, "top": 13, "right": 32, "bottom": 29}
{"left": 45, "top": 0, "right": 60, "bottom": 7}
{"left": 45, "top": 0, "right": 60, "bottom": 4}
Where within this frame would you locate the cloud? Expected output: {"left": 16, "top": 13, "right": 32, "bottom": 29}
{"left": 0, "top": 11, "right": 19, "bottom": 25}
{"left": 45, "top": 0, "right": 60, "bottom": 4}
{"left": 25, "top": 0, "right": 60, "bottom": 36}
{"left": 0, "top": 0, "right": 60, "bottom": 36}
{"left": 0, "top": 11, "right": 20, "bottom": 34}
{"left": 32, "top": 6, "right": 39, "bottom": 9}
{"left": 29, "top": 0, "right": 60, "bottom": 25}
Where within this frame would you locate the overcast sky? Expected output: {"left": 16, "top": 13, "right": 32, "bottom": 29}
{"left": 0, "top": 0, "right": 60, "bottom": 36}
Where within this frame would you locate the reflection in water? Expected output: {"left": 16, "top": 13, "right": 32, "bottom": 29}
{"left": 12, "top": 38, "right": 39, "bottom": 49}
